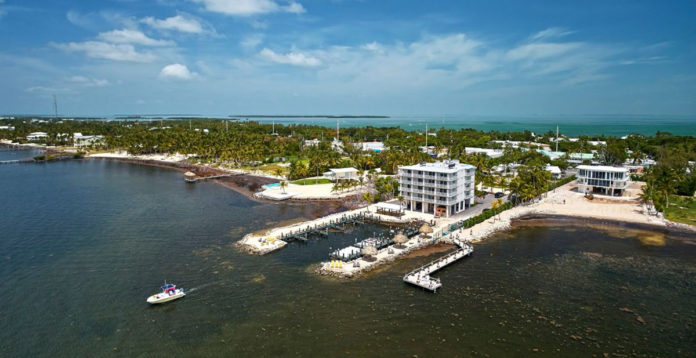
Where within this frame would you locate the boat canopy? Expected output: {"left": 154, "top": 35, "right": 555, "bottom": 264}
{"left": 161, "top": 284, "right": 176, "bottom": 292}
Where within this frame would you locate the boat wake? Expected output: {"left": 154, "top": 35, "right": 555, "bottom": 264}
{"left": 186, "top": 281, "right": 220, "bottom": 293}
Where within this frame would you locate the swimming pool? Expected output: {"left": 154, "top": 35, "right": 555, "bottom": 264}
{"left": 263, "top": 183, "right": 281, "bottom": 188}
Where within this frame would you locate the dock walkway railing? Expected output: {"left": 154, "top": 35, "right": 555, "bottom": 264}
{"left": 403, "top": 242, "right": 473, "bottom": 292}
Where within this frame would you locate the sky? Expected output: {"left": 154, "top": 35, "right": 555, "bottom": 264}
{"left": 0, "top": 0, "right": 694, "bottom": 116}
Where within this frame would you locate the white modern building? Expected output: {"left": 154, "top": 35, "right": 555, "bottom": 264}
{"left": 303, "top": 139, "right": 320, "bottom": 147}
{"left": 323, "top": 167, "right": 359, "bottom": 181}
{"left": 26, "top": 132, "right": 48, "bottom": 141}
{"left": 545, "top": 164, "right": 562, "bottom": 179}
{"left": 355, "top": 141, "right": 385, "bottom": 152}
{"left": 576, "top": 165, "right": 630, "bottom": 196}
{"left": 398, "top": 160, "right": 476, "bottom": 217}
{"left": 73, "top": 133, "right": 104, "bottom": 147}
{"left": 465, "top": 147, "right": 503, "bottom": 158}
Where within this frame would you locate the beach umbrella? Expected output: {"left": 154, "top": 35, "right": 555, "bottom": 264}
{"left": 361, "top": 245, "right": 378, "bottom": 261}
{"left": 393, "top": 232, "right": 408, "bottom": 248}
{"left": 419, "top": 223, "right": 433, "bottom": 234}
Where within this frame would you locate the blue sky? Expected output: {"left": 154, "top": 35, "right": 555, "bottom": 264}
{"left": 0, "top": 0, "right": 694, "bottom": 116}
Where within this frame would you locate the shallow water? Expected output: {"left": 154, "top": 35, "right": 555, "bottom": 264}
{"left": 1, "top": 156, "right": 695, "bottom": 357}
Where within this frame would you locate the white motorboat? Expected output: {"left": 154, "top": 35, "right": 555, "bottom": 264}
{"left": 147, "top": 282, "right": 185, "bottom": 304}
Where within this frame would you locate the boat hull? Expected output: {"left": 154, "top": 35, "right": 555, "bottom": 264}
{"left": 147, "top": 290, "right": 185, "bottom": 304}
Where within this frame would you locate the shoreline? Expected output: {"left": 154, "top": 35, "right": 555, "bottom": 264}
{"left": 4, "top": 145, "right": 694, "bottom": 239}
{"left": 88, "top": 156, "right": 353, "bottom": 210}
{"left": 315, "top": 181, "right": 695, "bottom": 279}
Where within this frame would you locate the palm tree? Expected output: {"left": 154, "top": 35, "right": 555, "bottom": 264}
{"left": 639, "top": 183, "right": 656, "bottom": 214}
{"left": 361, "top": 192, "right": 373, "bottom": 206}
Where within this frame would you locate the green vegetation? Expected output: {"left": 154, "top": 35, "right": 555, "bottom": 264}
{"left": 32, "top": 154, "right": 57, "bottom": 161}
{"left": 664, "top": 196, "right": 696, "bottom": 225}
{"left": 291, "top": 178, "right": 332, "bottom": 185}
{"left": 639, "top": 145, "right": 696, "bottom": 213}
{"left": 2, "top": 117, "right": 695, "bottom": 217}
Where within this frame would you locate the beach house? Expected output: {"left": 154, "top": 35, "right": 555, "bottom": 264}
{"left": 398, "top": 160, "right": 476, "bottom": 217}
{"left": 576, "top": 165, "right": 630, "bottom": 196}
{"left": 26, "top": 132, "right": 48, "bottom": 141}
{"left": 545, "top": 164, "right": 562, "bottom": 179}
{"left": 73, "top": 133, "right": 104, "bottom": 147}
{"left": 323, "top": 167, "right": 359, "bottom": 181}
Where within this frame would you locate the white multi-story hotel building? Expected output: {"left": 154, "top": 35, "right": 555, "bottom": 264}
{"left": 576, "top": 165, "right": 630, "bottom": 196}
{"left": 398, "top": 160, "right": 476, "bottom": 217}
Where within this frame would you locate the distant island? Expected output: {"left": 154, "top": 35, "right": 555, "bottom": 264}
{"left": 229, "top": 115, "right": 390, "bottom": 119}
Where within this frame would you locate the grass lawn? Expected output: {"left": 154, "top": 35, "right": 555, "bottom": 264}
{"left": 665, "top": 195, "right": 696, "bottom": 226}
{"left": 291, "top": 178, "right": 332, "bottom": 185}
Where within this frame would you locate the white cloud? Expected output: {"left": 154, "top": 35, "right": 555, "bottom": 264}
{"left": 26, "top": 86, "right": 71, "bottom": 94}
{"left": 141, "top": 14, "right": 205, "bottom": 34}
{"left": 259, "top": 48, "right": 321, "bottom": 67}
{"left": 284, "top": 2, "right": 305, "bottom": 14}
{"left": 240, "top": 34, "right": 264, "bottom": 49}
{"left": 66, "top": 10, "right": 92, "bottom": 28}
{"left": 159, "top": 63, "right": 198, "bottom": 80}
{"left": 68, "top": 76, "right": 110, "bottom": 87}
{"left": 97, "top": 29, "right": 173, "bottom": 46}
{"left": 53, "top": 41, "right": 157, "bottom": 62}
{"left": 361, "top": 42, "right": 382, "bottom": 52}
{"left": 507, "top": 42, "right": 583, "bottom": 61}
{"left": 192, "top": 0, "right": 305, "bottom": 16}
{"left": 529, "top": 27, "right": 576, "bottom": 41}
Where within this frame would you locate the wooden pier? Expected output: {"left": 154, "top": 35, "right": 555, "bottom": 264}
{"left": 403, "top": 240, "right": 473, "bottom": 292}
{"left": 279, "top": 212, "right": 367, "bottom": 242}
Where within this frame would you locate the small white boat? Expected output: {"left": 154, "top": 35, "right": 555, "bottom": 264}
{"left": 147, "top": 282, "right": 185, "bottom": 304}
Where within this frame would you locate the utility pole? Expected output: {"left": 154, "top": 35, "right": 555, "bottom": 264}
{"left": 52, "top": 94, "right": 58, "bottom": 119}
{"left": 555, "top": 125, "right": 559, "bottom": 152}
{"left": 425, "top": 123, "right": 428, "bottom": 154}
{"left": 336, "top": 119, "right": 340, "bottom": 140}
{"left": 226, "top": 120, "right": 229, "bottom": 133}
{"left": 189, "top": 119, "right": 192, "bottom": 130}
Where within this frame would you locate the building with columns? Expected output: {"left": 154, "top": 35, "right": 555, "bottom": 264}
{"left": 398, "top": 160, "right": 476, "bottom": 217}
{"left": 576, "top": 165, "right": 630, "bottom": 196}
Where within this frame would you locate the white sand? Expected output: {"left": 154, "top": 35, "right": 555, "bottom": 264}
{"left": 89, "top": 151, "right": 190, "bottom": 163}
{"left": 257, "top": 182, "right": 362, "bottom": 199}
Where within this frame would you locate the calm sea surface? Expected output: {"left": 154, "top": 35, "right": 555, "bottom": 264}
{"left": 15, "top": 114, "right": 695, "bottom": 136}
{"left": 247, "top": 115, "right": 696, "bottom": 137}
{"left": 1, "top": 150, "right": 695, "bottom": 357}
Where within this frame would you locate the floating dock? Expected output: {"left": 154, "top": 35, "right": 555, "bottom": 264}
{"left": 402, "top": 240, "right": 473, "bottom": 292}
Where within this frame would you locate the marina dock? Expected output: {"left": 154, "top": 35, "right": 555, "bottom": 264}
{"left": 279, "top": 212, "right": 366, "bottom": 242}
{"left": 402, "top": 239, "right": 473, "bottom": 292}
{"left": 239, "top": 204, "right": 439, "bottom": 255}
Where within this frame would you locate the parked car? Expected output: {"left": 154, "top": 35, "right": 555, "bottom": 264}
{"left": 494, "top": 192, "right": 505, "bottom": 198}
